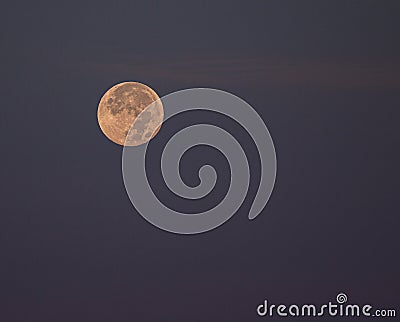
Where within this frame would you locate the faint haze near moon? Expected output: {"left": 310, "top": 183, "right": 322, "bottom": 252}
{"left": 87, "top": 56, "right": 400, "bottom": 91}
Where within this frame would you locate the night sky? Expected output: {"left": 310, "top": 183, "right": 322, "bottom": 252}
{"left": 1, "top": 1, "right": 399, "bottom": 321}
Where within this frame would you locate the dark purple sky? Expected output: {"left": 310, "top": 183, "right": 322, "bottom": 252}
{"left": 1, "top": 1, "right": 399, "bottom": 321}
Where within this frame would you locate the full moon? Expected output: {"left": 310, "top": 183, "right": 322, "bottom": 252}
{"left": 97, "top": 82, "right": 164, "bottom": 146}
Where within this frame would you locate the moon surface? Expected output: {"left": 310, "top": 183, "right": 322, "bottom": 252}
{"left": 97, "top": 82, "right": 164, "bottom": 146}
